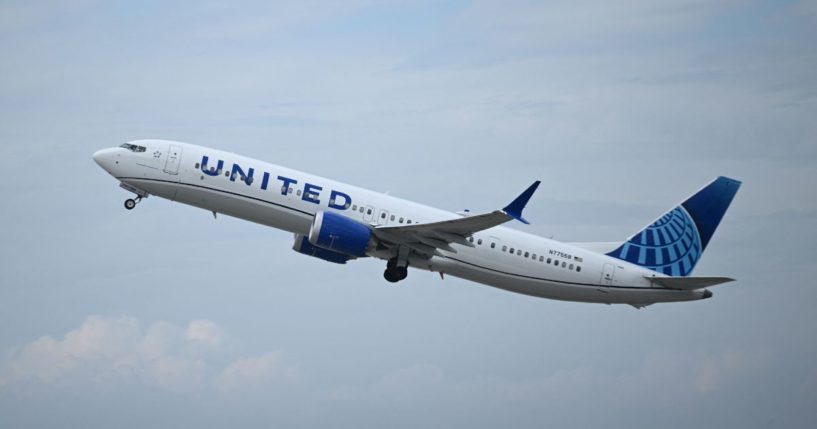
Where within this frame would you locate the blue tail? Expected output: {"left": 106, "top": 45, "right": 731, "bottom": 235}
{"left": 606, "top": 176, "right": 741, "bottom": 276}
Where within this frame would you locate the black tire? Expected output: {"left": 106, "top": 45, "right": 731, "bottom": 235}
{"left": 383, "top": 269, "right": 400, "bottom": 283}
{"left": 124, "top": 199, "right": 136, "bottom": 210}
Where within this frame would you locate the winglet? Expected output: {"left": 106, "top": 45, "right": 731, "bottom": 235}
{"left": 502, "top": 181, "right": 541, "bottom": 224}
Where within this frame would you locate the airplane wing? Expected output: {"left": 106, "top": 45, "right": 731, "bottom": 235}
{"left": 646, "top": 276, "right": 735, "bottom": 290}
{"left": 372, "top": 181, "right": 540, "bottom": 257}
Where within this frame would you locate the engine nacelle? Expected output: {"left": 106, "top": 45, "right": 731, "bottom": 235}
{"left": 292, "top": 234, "right": 351, "bottom": 264}
{"left": 308, "top": 211, "right": 373, "bottom": 257}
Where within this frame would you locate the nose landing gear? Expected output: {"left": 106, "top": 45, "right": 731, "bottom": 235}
{"left": 119, "top": 182, "right": 149, "bottom": 211}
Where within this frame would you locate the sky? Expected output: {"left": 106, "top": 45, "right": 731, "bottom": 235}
{"left": 1, "top": 0, "right": 816, "bottom": 427}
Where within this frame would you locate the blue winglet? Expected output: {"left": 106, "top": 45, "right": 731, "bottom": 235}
{"left": 502, "top": 181, "right": 541, "bottom": 224}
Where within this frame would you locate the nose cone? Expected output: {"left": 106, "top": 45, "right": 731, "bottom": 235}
{"left": 92, "top": 148, "right": 119, "bottom": 175}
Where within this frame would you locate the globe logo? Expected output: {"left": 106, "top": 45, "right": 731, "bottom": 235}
{"left": 608, "top": 206, "right": 702, "bottom": 276}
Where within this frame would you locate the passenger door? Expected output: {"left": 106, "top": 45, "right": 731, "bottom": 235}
{"left": 163, "top": 144, "right": 182, "bottom": 175}
{"left": 599, "top": 263, "right": 616, "bottom": 294}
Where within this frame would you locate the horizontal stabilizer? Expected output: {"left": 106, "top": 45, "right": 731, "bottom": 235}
{"left": 646, "top": 276, "right": 734, "bottom": 290}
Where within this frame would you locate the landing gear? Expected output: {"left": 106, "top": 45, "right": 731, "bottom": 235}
{"left": 124, "top": 196, "right": 142, "bottom": 210}
{"left": 383, "top": 257, "right": 408, "bottom": 283}
{"left": 119, "top": 182, "right": 148, "bottom": 211}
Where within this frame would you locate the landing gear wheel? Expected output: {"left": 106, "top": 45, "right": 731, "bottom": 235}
{"left": 124, "top": 199, "right": 136, "bottom": 210}
{"left": 383, "top": 265, "right": 408, "bottom": 283}
{"left": 384, "top": 269, "right": 400, "bottom": 283}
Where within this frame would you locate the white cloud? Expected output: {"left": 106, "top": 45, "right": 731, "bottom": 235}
{"left": 185, "top": 320, "right": 224, "bottom": 346}
{"left": 216, "top": 352, "right": 298, "bottom": 392}
{"left": 0, "top": 316, "right": 290, "bottom": 394}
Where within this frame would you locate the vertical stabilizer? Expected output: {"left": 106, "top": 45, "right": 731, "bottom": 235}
{"left": 607, "top": 177, "right": 741, "bottom": 276}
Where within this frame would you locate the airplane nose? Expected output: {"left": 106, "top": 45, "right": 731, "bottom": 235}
{"left": 92, "top": 149, "right": 105, "bottom": 167}
{"left": 92, "top": 148, "right": 119, "bottom": 174}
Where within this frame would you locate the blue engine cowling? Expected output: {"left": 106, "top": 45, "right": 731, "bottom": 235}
{"left": 308, "top": 211, "right": 373, "bottom": 257}
{"left": 292, "top": 234, "right": 351, "bottom": 264}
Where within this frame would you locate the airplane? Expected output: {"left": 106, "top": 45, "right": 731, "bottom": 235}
{"left": 93, "top": 139, "right": 741, "bottom": 308}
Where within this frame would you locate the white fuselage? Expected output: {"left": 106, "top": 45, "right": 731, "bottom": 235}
{"left": 93, "top": 139, "right": 709, "bottom": 306}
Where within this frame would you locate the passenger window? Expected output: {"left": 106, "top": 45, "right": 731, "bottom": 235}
{"left": 547, "top": 258, "right": 551, "bottom": 264}
{"left": 477, "top": 239, "right": 483, "bottom": 245}
{"left": 407, "top": 220, "right": 412, "bottom": 224}
{"left": 366, "top": 208, "right": 372, "bottom": 215}
{"left": 509, "top": 247, "right": 514, "bottom": 254}
{"left": 359, "top": 207, "right": 364, "bottom": 213}
{"left": 399, "top": 217, "right": 404, "bottom": 223}
{"left": 195, "top": 163, "right": 200, "bottom": 169}
{"left": 502, "top": 245, "right": 507, "bottom": 252}
{"left": 352, "top": 205, "right": 357, "bottom": 211}
{"left": 517, "top": 250, "right": 522, "bottom": 256}
{"left": 524, "top": 251, "right": 529, "bottom": 258}
{"left": 469, "top": 237, "right": 474, "bottom": 243}
{"left": 576, "top": 266, "right": 582, "bottom": 272}
{"left": 554, "top": 259, "right": 559, "bottom": 266}
{"left": 297, "top": 190, "right": 302, "bottom": 196}
{"left": 539, "top": 256, "right": 544, "bottom": 262}
{"left": 562, "top": 262, "right": 566, "bottom": 268}
{"left": 381, "top": 212, "right": 386, "bottom": 219}
{"left": 391, "top": 215, "right": 395, "bottom": 221}
{"left": 490, "top": 243, "right": 496, "bottom": 249}
{"left": 569, "top": 264, "right": 574, "bottom": 270}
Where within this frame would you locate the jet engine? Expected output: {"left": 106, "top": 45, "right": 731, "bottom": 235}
{"left": 308, "top": 211, "right": 374, "bottom": 257}
{"left": 292, "top": 234, "right": 352, "bottom": 264}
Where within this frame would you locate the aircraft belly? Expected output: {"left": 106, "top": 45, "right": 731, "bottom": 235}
{"left": 429, "top": 256, "right": 704, "bottom": 305}
{"left": 122, "top": 178, "right": 178, "bottom": 201}
{"left": 149, "top": 180, "right": 313, "bottom": 234}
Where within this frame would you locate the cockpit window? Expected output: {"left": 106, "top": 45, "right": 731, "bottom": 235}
{"left": 120, "top": 143, "right": 146, "bottom": 152}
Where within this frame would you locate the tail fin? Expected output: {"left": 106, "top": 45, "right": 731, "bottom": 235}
{"left": 607, "top": 176, "right": 741, "bottom": 276}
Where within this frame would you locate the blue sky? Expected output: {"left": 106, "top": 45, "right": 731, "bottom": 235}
{"left": 1, "top": 1, "right": 816, "bottom": 427}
